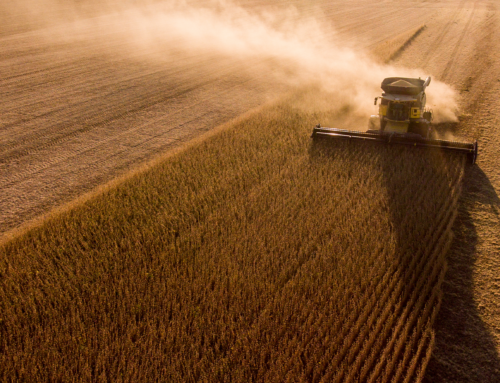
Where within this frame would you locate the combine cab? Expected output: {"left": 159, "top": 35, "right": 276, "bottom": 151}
{"left": 312, "top": 76, "right": 478, "bottom": 164}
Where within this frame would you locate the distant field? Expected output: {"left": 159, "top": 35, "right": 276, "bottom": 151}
{"left": 0, "top": 90, "right": 465, "bottom": 381}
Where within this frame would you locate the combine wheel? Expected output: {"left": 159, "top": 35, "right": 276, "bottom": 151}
{"left": 423, "top": 111, "right": 433, "bottom": 122}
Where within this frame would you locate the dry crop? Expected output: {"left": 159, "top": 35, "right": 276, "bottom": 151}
{"left": 0, "top": 89, "right": 465, "bottom": 382}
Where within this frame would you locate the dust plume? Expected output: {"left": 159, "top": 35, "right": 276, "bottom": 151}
{"left": 126, "top": 1, "right": 459, "bottom": 120}
{"left": 3, "top": 0, "right": 459, "bottom": 122}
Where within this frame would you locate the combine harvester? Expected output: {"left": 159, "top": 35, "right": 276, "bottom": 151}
{"left": 312, "top": 77, "right": 478, "bottom": 164}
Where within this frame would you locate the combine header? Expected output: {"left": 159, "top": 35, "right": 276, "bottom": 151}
{"left": 312, "top": 77, "right": 478, "bottom": 164}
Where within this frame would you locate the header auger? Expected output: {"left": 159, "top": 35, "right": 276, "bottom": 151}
{"left": 311, "top": 76, "right": 478, "bottom": 164}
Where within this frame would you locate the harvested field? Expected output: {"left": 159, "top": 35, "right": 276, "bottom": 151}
{"left": 1, "top": 0, "right": 500, "bottom": 382}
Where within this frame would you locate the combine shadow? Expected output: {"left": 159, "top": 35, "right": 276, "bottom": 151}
{"left": 423, "top": 164, "right": 500, "bottom": 382}
{"left": 309, "top": 138, "right": 500, "bottom": 380}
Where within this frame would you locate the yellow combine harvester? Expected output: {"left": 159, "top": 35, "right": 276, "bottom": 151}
{"left": 312, "top": 76, "right": 478, "bottom": 164}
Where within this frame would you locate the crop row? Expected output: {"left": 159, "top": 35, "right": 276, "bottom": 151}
{"left": 0, "top": 89, "right": 466, "bottom": 382}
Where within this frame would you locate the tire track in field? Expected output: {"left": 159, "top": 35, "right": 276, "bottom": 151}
{"left": 0, "top": 25, "right": 203, "bottom": 109}
{"left": 419, "top": 0, "right": 468, "bottom": 69}
{"left": 0, "top": 45, "right": 278, "bottom": 165}
{"left": 0, "top": 35, "right": 209, "bottom": 109}
{"left": 441, "top": 1, "right": 478, "bottom": 81}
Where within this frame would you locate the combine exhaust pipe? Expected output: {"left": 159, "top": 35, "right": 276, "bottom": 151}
{"left": 311, "top": 125, "right": 478, "bottom": 164}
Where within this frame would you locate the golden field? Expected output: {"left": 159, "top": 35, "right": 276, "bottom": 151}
{"left": 1, "top": 90, "right": 465, "bottom": 381}
{"left": 1, "top": 1, "right": 499, "bottom": 381}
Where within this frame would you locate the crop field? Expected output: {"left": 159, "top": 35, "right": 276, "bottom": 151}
{"left": 0, "top": 0, "right": 435, "bottom": 234}
{"left": 0, "top": 91, "right": 465, "bottom": 381}
{"left": 1, "top": 0, "right": 500, "bottom": 382}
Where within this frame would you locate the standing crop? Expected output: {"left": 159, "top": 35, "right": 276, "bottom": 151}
{"left": 0, "top": 90, "right": 465, "bottom": 382}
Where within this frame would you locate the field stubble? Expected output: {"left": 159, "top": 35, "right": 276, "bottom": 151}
{"left": 0, "top": 88, "right": 466, "bottom": 381}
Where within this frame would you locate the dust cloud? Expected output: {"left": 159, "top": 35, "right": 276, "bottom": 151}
{"left": 3, "top": 0, "right": 458, "bottom": 122}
